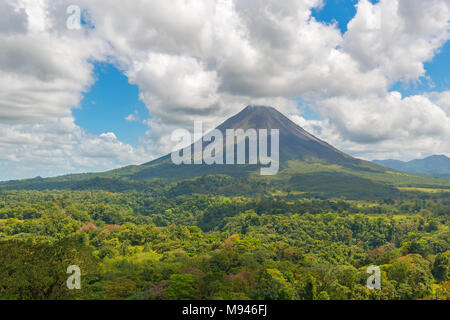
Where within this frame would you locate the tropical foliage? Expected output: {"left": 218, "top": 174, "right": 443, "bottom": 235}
{"left": 0, "top": 187, "right": 448, "bottom": 300}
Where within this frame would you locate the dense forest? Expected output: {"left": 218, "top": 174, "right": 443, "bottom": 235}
{"left": 0, "top": 184, "right": 448, "bottom": 300}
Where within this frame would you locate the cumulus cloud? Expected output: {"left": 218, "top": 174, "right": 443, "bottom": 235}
{"left": 315, "top": 92, "right": 450, "bottom": 143}
{"left": 83, "top": 0, "right": 389, "bottom": 119}
{"left": 0, "top": 0, "right": 28, "bottom": 35}
{"left": 0, "top": 0, "right": 449, "bottom": 180}
{"left": 0, "top": 0, "right": 149, "bottom": 179}
{"left": 125, "top": 111, "right": 139, "bottom": 122}
{"left": 343, "top": 0, "right": 450, "bottom": 82}
{"left": 427, "top": 91, "right": 450, "bottom": 114}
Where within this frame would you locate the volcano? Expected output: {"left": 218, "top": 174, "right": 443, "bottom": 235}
{"left": 216, "top": 105, "right": 355, "bottom": 164}
{"left": 4, "top": 105, "right": 445, "bottom": 199}
{"left": 130, "top": 105, "right": 384, "bottom": 179}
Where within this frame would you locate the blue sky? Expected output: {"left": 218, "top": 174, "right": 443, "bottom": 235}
{"left": 313, "top": 0, "right": 449, "bottom": 98}
{"left": 4, "top": 0, "right": 449, "bottom": 181}
{"left": 74, "top": 63, "right": 149, "bottom": 146}
{"left": 391, "top": 40, "right": 450, "bottom": 96}
{"left": 76, "top": 0, "right": 448, "bottom": 141}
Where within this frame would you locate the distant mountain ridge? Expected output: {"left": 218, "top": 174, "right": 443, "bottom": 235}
{"left": 373, "top": 155, "right": 450, "bottom": 177}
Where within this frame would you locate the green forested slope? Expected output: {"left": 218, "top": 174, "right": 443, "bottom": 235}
{"left": 0, "top": 190, "right": 449, "bottom": 300}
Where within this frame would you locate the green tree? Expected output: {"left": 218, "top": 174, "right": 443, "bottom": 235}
{"left": 165, "top": 274, "right": 197, "bottom": 300}
{"left": 432, "top": 253, "right": 449, "bottom": 282}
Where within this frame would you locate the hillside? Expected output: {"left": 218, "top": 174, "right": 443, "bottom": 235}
{"left": 374, "top": 155, "right": 450, "bottom": 177}
{"left": 1, "top": 106, "right": 449, "bottom": 199}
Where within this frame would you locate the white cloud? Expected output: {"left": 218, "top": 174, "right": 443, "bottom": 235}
{"left": 427, "top": 90, "right": 450, "bottom": 114}
{"left": 0, "top": 0, "right": 449, "bottom": 180}
{"left": 125, "top": 113, "right": 139, "bottom": 122}
{"left": 291, "top": 112, "right": 450, "bottom": 162}
{"left": 0, "top": 0, "right": 28, "bottom": 35}
{"left": 0, "top": 0, "right": 149, "bottom": 180}
{"left": 343, "top": 0, "right": 450, "bottom": 83}
{"left": 315, "top": 92, "right": 450, "bottom": 143}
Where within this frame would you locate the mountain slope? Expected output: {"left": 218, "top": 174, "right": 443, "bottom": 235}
{"left": 373, "top": 155, "right": 450, "bottom": 177}
{"left": 216, "top": 106, "right": 352, "bottom": 163}
{"left": 132, "top": 105, "right": 385, "bottom": 179}
{"left": 1, "top": 106, "right": 449, "bottom": 198}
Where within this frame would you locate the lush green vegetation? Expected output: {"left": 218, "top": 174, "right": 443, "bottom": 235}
{"left": 0, "top": 185, "right": 449, "bottom": 300}
{"left": 2, "top": 159, "right": 450, "bottom": 199}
